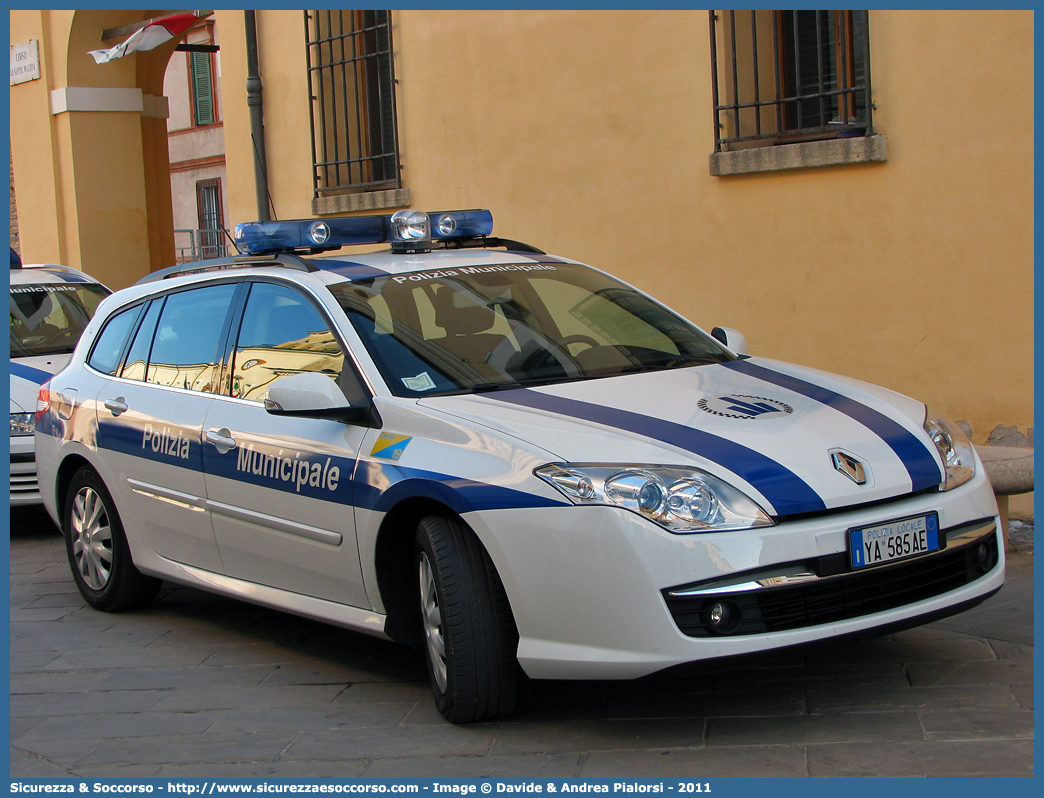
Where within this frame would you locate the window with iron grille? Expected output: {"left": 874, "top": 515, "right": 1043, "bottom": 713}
{"left": 710, "top": 10, "right": 872, "bottom": 152}
{"left": 195, "top": 179, "right": 224, "bottom": 259}
{"left": 305, "top": 10, "right": 401, "bottom": 197}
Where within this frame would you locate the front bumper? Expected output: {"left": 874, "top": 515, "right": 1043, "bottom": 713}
{"left": 466, "top": 467, "right": 1003, "bottom": 680}
{"left": 10, "top": 434, "right": 40, "bottom": 506}
{"left": 663, "top": 517, "right": 998, "bottom": 637}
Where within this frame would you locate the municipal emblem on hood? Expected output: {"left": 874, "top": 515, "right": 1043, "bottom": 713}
{"left": 831, "top": 450, "right": 867, "bottom": 485}
{"left": 698, "top": 395, "right": 794, "bottom": 420}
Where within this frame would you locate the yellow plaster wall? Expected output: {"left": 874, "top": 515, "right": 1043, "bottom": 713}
{"left": 61, "top": 112, "right": 151, "bottom": 288}
{"left": 10, "top": 10, "right": 180, "bottom": 287}
{"left": 215, "top": 10, "right": 316, "bottom": 225}
{"left": 9, "top": 11, "right": 67, "bottom": 265}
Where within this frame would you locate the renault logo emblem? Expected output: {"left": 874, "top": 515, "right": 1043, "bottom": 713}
{"left": 831, "top": 451, "right": 867, "bottom": 485}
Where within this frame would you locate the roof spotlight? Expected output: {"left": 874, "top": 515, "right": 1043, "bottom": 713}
{"left": 309, "top": 222, "right": 331, "bottom": 245}
{"left": 436, "top": 214, "right": 457, "bottom": 237}
{"left": 390, "top": 211, "right": 432, "bottom": 252}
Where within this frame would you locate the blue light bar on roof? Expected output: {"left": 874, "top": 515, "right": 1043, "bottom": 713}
{"left": 429, "top": 210, "right": 494, "bottom": 239}
{"left": 233, "top": 210, "right": 494, "bottom": 255}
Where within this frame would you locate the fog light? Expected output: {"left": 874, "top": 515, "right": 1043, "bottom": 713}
{"left": 710, "top": 602, "right": 728, "bottom": 625}
{"left": 705, "top": 599, "right": 742, "bottom": 635}
{"left": 976, "top": 542, "right": 992, "bottom": 571}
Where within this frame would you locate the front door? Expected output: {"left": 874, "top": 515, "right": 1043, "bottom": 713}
{"left": 201, "top": 281, "right": 369, "bottom": 607}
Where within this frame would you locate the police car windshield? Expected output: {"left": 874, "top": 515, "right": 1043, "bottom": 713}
{"left": 329, "top": 262, "right": 734, "bottom": 397}
{"left": 10, "top": 282, "right": 110, "bottom": 357}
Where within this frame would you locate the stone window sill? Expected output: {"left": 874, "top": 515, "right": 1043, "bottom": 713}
{"left": 313, "top": 188, "right": 411, "bottom": 215}
{"left": 709, "top": 134, "right": 887, "bottom": 176}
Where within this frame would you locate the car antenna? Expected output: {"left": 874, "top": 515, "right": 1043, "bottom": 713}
{"left": 222, "top": 227, "right": 242, "bottom": 255}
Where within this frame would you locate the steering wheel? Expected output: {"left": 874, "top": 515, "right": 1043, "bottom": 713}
{"left": 559, "top": 334, "right": 599, "bottom": 352}
{"left": 34, "top": 327, "right": 75, "bottom": 346}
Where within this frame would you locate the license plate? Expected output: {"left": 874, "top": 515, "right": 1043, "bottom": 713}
{"left": 849, "top": 512, "right": 941, "bottom": 569}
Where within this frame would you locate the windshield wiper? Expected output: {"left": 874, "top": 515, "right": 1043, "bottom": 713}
{"left": 663, "top": 356, "right": 716, "bottom": 369}
{"left": 470, "top": 381, "right": 526, "bottom": 393}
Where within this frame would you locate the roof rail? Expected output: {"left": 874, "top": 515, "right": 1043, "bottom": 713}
{"left": 18, "top": 263, "right": 86, "bottom": 275}
{"left": 136, "top": 253, "right": 318, "bottom": 285}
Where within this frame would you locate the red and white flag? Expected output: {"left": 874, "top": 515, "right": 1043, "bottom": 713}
{"left": 89, "top": 13, "right": 198, "bottom": 64}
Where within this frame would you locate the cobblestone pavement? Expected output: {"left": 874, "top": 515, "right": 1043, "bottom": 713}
{"left": 9, "top": 509, "right": 1033, "bottom": 779}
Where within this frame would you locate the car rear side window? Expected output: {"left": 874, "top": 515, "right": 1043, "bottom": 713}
{"left": 230, "top": 282, "right": 347, "bottom": 403}
{"left": 120, "top": 299, "right": 163, "bottom": 382}
{"left": 86, "top": 304, "right": 143, "bottom": 375}
{"left": 147, "top": 284, "right": 238, "bottom": 392}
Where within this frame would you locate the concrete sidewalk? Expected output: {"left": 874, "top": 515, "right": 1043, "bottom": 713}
{"left": 9, "top": 508, "right": 1033, "bottom": 779}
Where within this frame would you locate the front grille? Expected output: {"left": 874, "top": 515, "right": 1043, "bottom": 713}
{"left": 773, "top": 485, "right": 938, "bottom": 525}
{"left": 665, "top": 530, "right": 999, "bottom": 637}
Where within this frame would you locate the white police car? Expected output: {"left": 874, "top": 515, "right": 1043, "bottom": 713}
{"left": 11, "top": 258, "right": 110, "bottom": 506}
{"left": 35, "top": 210, "right": 1002, "bottom": 722}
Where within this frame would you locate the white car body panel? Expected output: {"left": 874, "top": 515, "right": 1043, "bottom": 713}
{"left": 419, "top": 360, "right": 944, "bottom": 514}
{"left": 137, "top": 554, "right": 388, "bottom": 638}
{"left": 463, "top": 471, "right": 1000, "bottom": 678}
{"left": 200, "top": 395, "right": 370, "bottom": 607}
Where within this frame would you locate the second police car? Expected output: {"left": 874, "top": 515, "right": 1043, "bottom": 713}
{"left": 35, "top": 210, "right": 1002, "bottom": 722}
{"left": 11, "top": 255, "right": 110, "bottom": 506}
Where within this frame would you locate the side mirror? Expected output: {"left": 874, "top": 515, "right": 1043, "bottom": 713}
{"left": 264, "top": 372, "right": 369, "bottom": 423}
{"left": 711, "top": 326, "right": 749, "bottom": 357}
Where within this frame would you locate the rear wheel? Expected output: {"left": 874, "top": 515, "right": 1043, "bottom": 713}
{"left": 415, "top": 513, "right": 520, "bottom": 722}
{"left": 63, "top": 466, "right": 161, "bottom": 611}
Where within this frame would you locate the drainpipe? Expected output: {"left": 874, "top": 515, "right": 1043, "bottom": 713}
{"left": 245, "top": 11, "right": 271, "bottom": 222}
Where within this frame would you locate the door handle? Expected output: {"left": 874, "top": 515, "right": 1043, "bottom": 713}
{"left": 205, "top": 428, "right": 237, "bottom": 454}
{"left": 103, "top": 397, "right": 128, "bottom": 417}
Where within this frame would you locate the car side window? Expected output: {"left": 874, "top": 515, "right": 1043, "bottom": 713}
{"left": 86, "top": 304, "right": 143, "bottom": 375}
{"left": 119, "top": 298, "right": 165, "bottom": 383}
{"left": 147, "top": 284, "right": 237, "bottom": 393}
{"left": 230, "top": 282, "right": 347, "bottom": 404}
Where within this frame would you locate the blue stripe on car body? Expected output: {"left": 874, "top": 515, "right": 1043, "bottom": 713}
{"left": 353, "top": 460, "right": 566, "bottom": 515}
{"left": 95, "top": 418, "right": 557, "bottom": 512}
{"left": 10, "top": 362, "right": 54, "bottom": 385}
{"left": 487, "top": 388, "right": 826, "bottom": 516}
{"left": 98, "top": 418, "right": 206, "bottom": 474}
{"left": 723, "top": 359, "right": 942, "bottom": 492}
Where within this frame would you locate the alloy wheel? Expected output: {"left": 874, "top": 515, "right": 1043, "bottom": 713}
{"left": 71, "top": 486, "right": 114, "bottom": 590}
{"left": 418, "top": 550, "right": 448, "bottom": 692}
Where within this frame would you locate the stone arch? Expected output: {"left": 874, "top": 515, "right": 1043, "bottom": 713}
{"left": 10, "top": 10, "right": 203, "bottom": 287}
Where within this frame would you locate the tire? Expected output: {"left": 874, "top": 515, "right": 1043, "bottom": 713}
{"left": 415, "top": 513, "right": 520, "bottom": 722}
{"left": 63, "top": 466, "right": 161, "bottom": 612}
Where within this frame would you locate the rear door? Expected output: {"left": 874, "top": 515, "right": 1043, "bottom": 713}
{"left": 95, "top": 283, "right": 240, "bottom": 573}
{"left": 201, "top": 280, "right": 370, "bottom": 607}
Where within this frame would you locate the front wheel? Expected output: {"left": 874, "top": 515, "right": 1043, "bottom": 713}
{"left": 63, "top": 466, "right": 161, "bottom": 612}
{"left": 415, "top": 513, "right": 520, "bottom": 722}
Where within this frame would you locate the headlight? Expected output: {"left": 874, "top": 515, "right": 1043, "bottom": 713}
{"left": 10, "top": 412, "right": 35, "bottom": 436}
{"left": 923, "top": 408, "right": 975, "bottom": 491}
{"left": 535, "top": 463, "right": 774, "bottom": 533}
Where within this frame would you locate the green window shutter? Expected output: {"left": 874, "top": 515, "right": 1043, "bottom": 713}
{"left": 191, "top": 51, "right": 214, "bottom": 126}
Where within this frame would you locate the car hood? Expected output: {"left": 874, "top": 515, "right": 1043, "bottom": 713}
{"left": 418, "top": 357, "right": 944, "bottom": 516}
{"left": 10, "top": 354, "right": 70, "bottom": 413}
